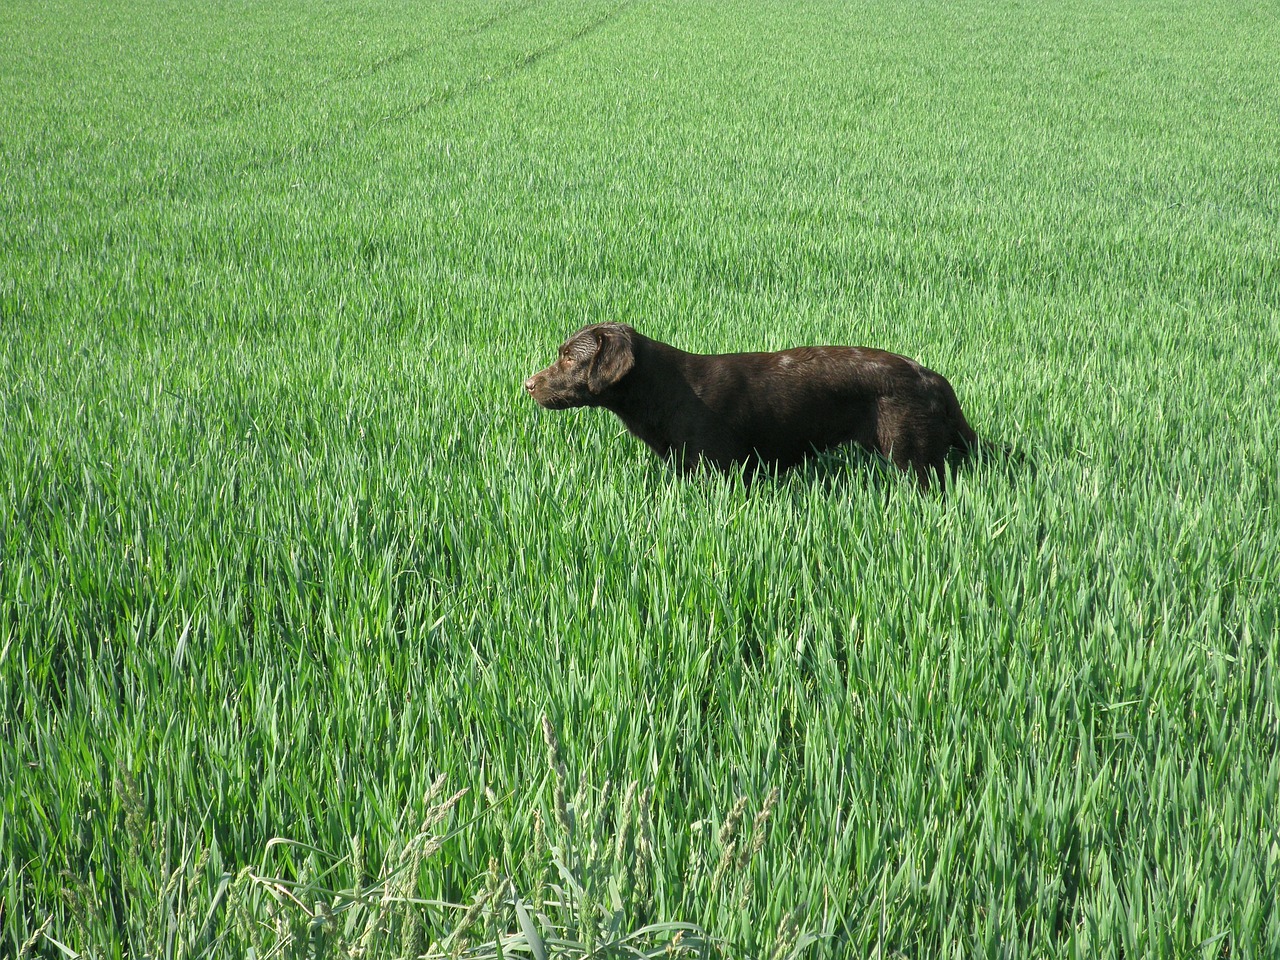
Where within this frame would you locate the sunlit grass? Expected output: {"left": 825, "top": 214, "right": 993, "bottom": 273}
{"left": 2, "top": 0, "right": 1278, "bottom": 956}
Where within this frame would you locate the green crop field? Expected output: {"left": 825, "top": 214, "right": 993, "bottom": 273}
{"left": 3, "top": 0, "right": 1279, "bottom": 956}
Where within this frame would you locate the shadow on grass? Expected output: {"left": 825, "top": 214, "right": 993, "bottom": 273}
{"left": 749, "top": 437, "right": 1039, "bottom": 496}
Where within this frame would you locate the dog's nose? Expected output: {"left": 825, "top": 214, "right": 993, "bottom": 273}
{"left": 523, "top": 377, "right": 536, "bottom": 394}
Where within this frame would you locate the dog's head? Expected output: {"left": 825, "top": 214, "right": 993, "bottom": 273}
{"left": 524, "top": 323, "right": 637, "bottom": 408}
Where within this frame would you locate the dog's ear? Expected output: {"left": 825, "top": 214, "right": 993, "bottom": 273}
{"left": 588, "top": 324, "right": 636, "bottom": 394}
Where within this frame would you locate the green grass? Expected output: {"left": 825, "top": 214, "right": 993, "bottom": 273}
{"left": 2, "top": 0, "right": 1279, "bottom": 956}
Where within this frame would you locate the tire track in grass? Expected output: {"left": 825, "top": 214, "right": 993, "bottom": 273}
{"left": 209, "top": 0, "right": 638, "bottom": 182}
{"left": 461, "top": 0, "right": 552, "bottom": 38}
{"left": 340, "top": 0, "right": 549, "bottom": 83}
{"left": 375, "top": 0, "right": 638, "bottom": 127}
{"left": 204, "top": 0, "right": 548, "bottom": 125}
{"left": 88, "top": 0, "right": 638, "bottom": 218}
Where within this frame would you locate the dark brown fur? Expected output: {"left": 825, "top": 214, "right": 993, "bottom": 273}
{"left": 524, "top": 323, "right": 980, "bottom": 488}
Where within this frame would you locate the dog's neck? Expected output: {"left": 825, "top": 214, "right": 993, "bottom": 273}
{"left": 597, "top": 335, "right": 703, "bottom": 459}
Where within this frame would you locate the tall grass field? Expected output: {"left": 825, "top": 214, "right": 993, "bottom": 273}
{"left": 3, "top": 0, "right": 1278, "bottom": 956}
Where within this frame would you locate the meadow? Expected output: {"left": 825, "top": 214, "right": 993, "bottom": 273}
{"left": 2, "top": 0, "right": 1279, "bottom": 955}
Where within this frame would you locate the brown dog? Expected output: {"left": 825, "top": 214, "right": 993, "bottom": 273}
{"left": 525, "top": 323, "right": 980, "bottom": 487}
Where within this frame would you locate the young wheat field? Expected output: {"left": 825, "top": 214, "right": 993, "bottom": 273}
{"left": 2, "top": 0, "right": 1279, "bottom": 956}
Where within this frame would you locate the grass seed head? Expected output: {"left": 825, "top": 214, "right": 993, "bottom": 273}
{"left": 350, "top": 833, "right": 365, "bottom": 886}
{"left": 739, "top": 785, "right": 781, "bottom": 870}
{"left": 18, "top": 916, "right": 53, "bottom": 959}
{"left": 541, "top": 713, "right": 561, "bottom": 771}
{"left": 615, "top": 780, "right": 638, "bottom": 863}
{"left": 718, "top": 796, "right": 750, "bottom": 849}
{"left": 767, "top": 909, "right": 799, "bottom": 960}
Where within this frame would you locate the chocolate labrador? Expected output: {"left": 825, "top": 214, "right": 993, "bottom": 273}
{"left": 525, "top": 323, "right": 982, "bottom": 488}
